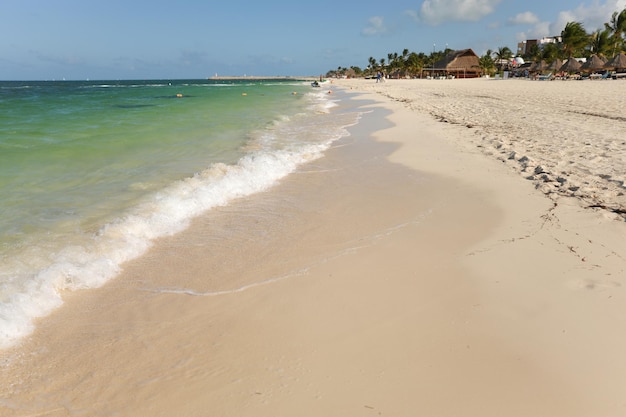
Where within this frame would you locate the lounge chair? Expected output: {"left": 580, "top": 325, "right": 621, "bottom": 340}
{"left": 537, "top": 72, "right": 553, "bottom": 80}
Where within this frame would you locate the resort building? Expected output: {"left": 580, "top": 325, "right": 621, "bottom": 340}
{"left": 517, "top": 36, "right": 562, "bottom": 56}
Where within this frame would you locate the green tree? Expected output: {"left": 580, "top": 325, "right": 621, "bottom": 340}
{"left": 561, "top": 21, "right": 589, "bottom": 57}
{"left": 406, "top": 52, "right": 426, "bottom": 77}
{"left": 479, "top": 49, "right": 496, "bottom": 76}
{"left": 494, "top": 46, "right": 514, "bottom": 70}
{"left": 542, "top": 42, "right": 561, "bottom": 61}
{"left": 367, "top": 56, "right": 378, "bottom": 76}
{"left": 428, "top": 48, "right": 445, "bottom": 70}
{"left": 590, "top": 28, "right": 613, "bottom": 58}
{"left": 401, "top": 48, "right": 410, "bottom": 67}
{"left": 389, "top": 52, "right": 400, "bottom": 73}
{"left": 605, "top": 8, "right": 626, "bottom": 56}
{"left": 350, "top": 66, "right": 363, "bottom": 77}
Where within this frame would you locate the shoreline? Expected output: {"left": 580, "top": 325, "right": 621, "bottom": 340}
{"left": 208, "top": 75, "right": 319, "bottom": 81}
{"left": 2, "top": 79, "right": 626, "bottom": 416}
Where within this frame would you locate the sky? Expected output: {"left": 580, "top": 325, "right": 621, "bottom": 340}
{"left": 1, "top": 0, "right": 625, "bottom": 80}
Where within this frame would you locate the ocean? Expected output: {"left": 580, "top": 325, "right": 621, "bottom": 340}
{"left": 0, "top": 79, "right": 359, "bottom": 350}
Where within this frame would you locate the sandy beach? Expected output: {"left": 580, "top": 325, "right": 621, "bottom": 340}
{"left": 2, "top": 78, "right": 626, "bottom": 417}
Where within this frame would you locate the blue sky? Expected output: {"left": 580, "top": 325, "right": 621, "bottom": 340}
{"left": 1, "top": 0, "right": 625, "bottom": 80}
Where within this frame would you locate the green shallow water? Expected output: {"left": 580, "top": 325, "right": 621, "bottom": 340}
{"left": 0, "top": 79, "right": 311, "bottom": 239}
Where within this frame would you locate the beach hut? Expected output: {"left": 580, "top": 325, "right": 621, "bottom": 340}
{"left": 605, "top": 52, "right": 626, "bottom": 70}
{"left": 580, "top": 54, "right": 606, "bottom": 73}
{"left": 424, "top": 49, "right": 481, "bottom": 79}
{"left": 559, "top": 57, "right": 582, "bottom": 73}
{"left": 546, "top": 58, "right": 564, "bottom": 72}
{"left": 605, "top": 52, "right": 626, "bottom": 78}
{"left": 530, "top": 60, "right": 548, "bottom": 72}
{"left": 387, "top": 68, "right": 411, "bottom": 79}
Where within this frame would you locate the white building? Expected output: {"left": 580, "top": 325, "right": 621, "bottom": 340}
{"left": 517, "top": 36, "right": 562, "bottom": 56}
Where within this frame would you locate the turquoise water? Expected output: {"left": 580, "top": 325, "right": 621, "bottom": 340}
{"left": 0, "top": 79, "right": 358, "bottom": 349}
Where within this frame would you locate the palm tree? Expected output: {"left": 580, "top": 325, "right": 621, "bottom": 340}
{"left": 401, "top": 48, "right": 409, "bottom": 64}
{"left": 479, "top": 50, "right": 496, "bottom": 76}
{"left": 367, "top": 56, "right": 378, "bottom": 76}
{"left": 350, "top": 66, "right": 363, "bottom": 77}
{"left": 428, "top": 48, "right": 444, "bottom": 70}
{"left": 561, "top": 21, "right": 589, "bottom": 57}
{"left": 494, "top": 46, "right": 514, "bottom": 70}
{"left": 542, "top": 42, "right": 561, "bottom": 61}
{"left": 379, "top": 58, "right": 386, "bottom": 73}
{"left": 406, "top": 52, "right": 427, "bottom": 78}
{"left": 384, "top": 52, "right": 400, "bottom": 75}
{"left": 590, "top": 28, "right": 613, "bottom": 58}
{"left": 605, "top": 8, "right": 626, "bottom": 56}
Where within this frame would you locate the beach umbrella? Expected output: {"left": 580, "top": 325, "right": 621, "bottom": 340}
{"left": 559, "top": 57, "right": 582, "bottom": 73}
{"left": 546, "top": 58, "right": 564, "bottom": 72}
{"left": 605, "top": 52, "right": 626, "bottom": 70}
{"left": 580, "top": 54, "right": 606, "bottom": 72}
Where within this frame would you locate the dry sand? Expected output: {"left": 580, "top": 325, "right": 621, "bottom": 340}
{"left": 1, "top": 78, "right": 625, "bottom": 417}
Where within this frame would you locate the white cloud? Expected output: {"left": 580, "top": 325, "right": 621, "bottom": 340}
{"left": 551, "top": 11, "right": 577, "bottom": 36}
{"left": 503, "top": 0, "right": 626, "bottom": 48}
{"left": 551, "top": 0, "right": 626, "bottom": 34}
{"left": 508, "top": 11, "right": 539, "bottom": 25}
{"left": 514, "top": 0, "right": 625, "bottom": 42}
{"left": 530, "top": 21, "right": 552, "bottom": 38}
{"left": 415, "top": 0, "right": 501, "bottom": 25}
{"left": 516, "top": 20, "right": 552, "bottom": 42}
{"left": 362, "top": 16, "right": 387, "bottom": 35}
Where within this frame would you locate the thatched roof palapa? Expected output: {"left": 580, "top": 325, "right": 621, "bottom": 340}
{"left": 530, "top": 60, "right": 548, "bottom": 72}
{"left": 581, "top": 54, "right": 606, "bottom": 72}
{"left": 428, "top": 49, "right": 481, "bottom": 78}
{"left": 547, "top": 58, "right": 564, "bottom": 72}
{"left": 559, "top": 57, "right": 582, "bottom": 73}
{"left": 605, "top": 52, "right": 626, "bottom": 70}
